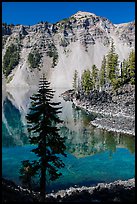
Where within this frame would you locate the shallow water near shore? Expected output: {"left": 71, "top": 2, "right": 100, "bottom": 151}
{"left": 2, "top": 88, "right": 135, "bottom": 193}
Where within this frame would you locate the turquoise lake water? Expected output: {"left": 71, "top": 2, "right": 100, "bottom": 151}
{"left": 2, "top": 89, "right": 135, "bottom": 193}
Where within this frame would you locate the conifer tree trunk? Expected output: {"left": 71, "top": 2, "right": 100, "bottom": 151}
{"left": 40, "top": 158, "right": 46, "bottom": 201}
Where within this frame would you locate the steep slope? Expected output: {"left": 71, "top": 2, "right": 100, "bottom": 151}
{"left": 2, "top": 11, "right": 135, "bottom": 89}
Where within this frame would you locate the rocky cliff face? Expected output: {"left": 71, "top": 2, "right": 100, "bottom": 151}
{"left": 2, "top": 11, "right": 135, "bottom": 89}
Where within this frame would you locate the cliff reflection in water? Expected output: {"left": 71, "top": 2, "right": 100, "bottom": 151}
{"left": 60, "top": 104, "right": 135, "bottom": 157}
{"left": 2, "top": 97, "right": 28, "bottom": 147}
{"left": 2, "top": 90, "right": 135, "bottom": 157}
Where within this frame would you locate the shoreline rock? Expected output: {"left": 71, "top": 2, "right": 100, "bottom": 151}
{"left": 73, "top": 99, "right": 135, "bottom": 136}
{"left": 46, "top": 178, "right": 135, "bottom": 202}
{"left": 2, "top": 178, "right": 135, "bottom": 202}
{"left": 62, "top": 84, "right": 135, "bottom": 136}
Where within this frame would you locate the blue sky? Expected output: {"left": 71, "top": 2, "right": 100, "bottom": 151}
{"left": 2, "top": 2, "right": 135, "bottom": 26}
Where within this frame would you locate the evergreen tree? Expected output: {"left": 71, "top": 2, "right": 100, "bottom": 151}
{"left": 106, "top": 40, "right": 119, "bottom": 88}
{"left": 73, "top": 70, "right": 78, "bottom": 93}
{"left": 3, "top": 43, "right": 20, "bottom": 77}
{"left": 28, "top": 50, "right": 42, "bottom": 69}
{"left": 81, "top": 69, "right": 93, "bottom": 94}
{"left": 20, "top": 74, "right": 66, "bottom": 201}
{"left": 120, "top": 59, "right": 128, "bottom": 83}
{"left": 91, "top": 64, "right": 99, "bottom": 90}
{"left": 120, "top": 50, "right": 135, "bottom": 85}
{"left": 128, "top": 50, "right": 135, "bottom": 85}
{"left": 120, "top": 62, "right": 123, "bottom": 81}
{"left": 99, "top": 56, "right": 106, "bottom": 90}
{"left": 77, "top": 76, "right": 82, "bottom": 93}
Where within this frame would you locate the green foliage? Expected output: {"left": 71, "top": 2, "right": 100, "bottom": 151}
{"left": 2, "top": 36, "right": 8, "bottom": 49}
{"left": 120, "top": 50, "right": 135, "bottom": 85}
{"left": 91, "top": 64, "right": 99, "bottom": 90}
{"left": 120, "top": 59, "right": 128, "bottom": 83}
{"left": 20, "top": 74, "right": 66, "bottom": 201}
{"left": 6, "top": 75, "right": 14, "bottom": 83}
{"left": 28, "top": 50, "right": 42, "bottom": 69}
{"left": 52, "top": 53, "right": 58, "bottom": 67}
{"left": 47, "top": 44, "right": 56, "bottom": 55}
{"left": 81, "top": 69, "right": 93, "bottom": 94}
{"left": 74, "top": 45, "right": 134, "bottom": 94}
{"left": 61, "top": 18, "right": 69, "bottom": 23}
{"left": 73, "top": 70, "right": 78, "bottom": 93}
{"left": 3, "top": 43, "right": 20, "bottom": 77}
{"left": 106, "top": 40, "right": 119, "bottom": 89}
{"left": 47, "top": 43, "right": 58, "bottom": 67}
{"left": 69, "top": 16, "right": 76, "bottom": 21}
{"left": 20, "top": 160, "right": 39, "bottom": 189}
{"left": 99, "top": 56, "right": 106, "bottom": 89}
{"left": 111, "top": 77, "right": 122, "bottom": 91}
{"left": 128, "top": 50, "right": 135, "bottom": 85}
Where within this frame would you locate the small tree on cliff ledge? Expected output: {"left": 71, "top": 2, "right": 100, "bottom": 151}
{"left": 20, "top": 74, "right": 66, "bottom": 201}
{"left": 73, "top": 70, "right": 78, "bottom": 94}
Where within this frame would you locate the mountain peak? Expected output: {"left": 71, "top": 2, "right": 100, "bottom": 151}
{"left": 2, "top": 10, "right": 135, "bottom": 89}
{"left": 72, "top": 11, "right": 97, "bottom": 19}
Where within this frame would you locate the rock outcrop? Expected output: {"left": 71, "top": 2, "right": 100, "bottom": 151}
{"left": 62, "top": 83, "right": 135, "bottom": 136}
{"left": 2, "top": 178, "right": 135, "bottom": 202}
{"left": 46, "top": 178, "right": 135, "bottom": 202}
{"left": 2, "top": 11, "right": 135, "bottom": 89}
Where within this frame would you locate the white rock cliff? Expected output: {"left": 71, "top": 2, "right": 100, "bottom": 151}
{"left": 2, "top": 11, "right": 135, "bottom": 90}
